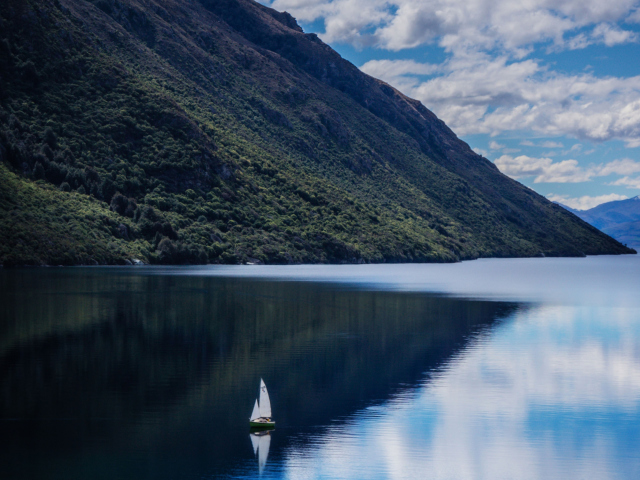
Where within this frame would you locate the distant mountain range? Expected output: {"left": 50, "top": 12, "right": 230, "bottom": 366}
{"left": 0, "top": 0, "right": 633, "bottom": 265}
{"left": 561, "top": 196, "right": 640, "bottom": 250}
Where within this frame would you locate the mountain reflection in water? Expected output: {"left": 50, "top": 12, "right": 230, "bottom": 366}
{"left": 0, "top": 267, "right": 516, "bottom": 479}
{"left": 1, "top": 256, "right": 639, "bottom": 480}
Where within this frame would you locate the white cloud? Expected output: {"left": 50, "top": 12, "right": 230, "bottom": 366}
{"left": 609, "top": 176, "right": 640, "bottom": 189}
{"left": 557, "top": 24, "right": 637, "bottom": 52}
{"left": 267, "top": 0, "right": 639, "bottom": 54}
{"left": 547, "top": 193, "right": 629, "bottom": 210}
{"left": 359, "top": 59, "right": 439, "bottom": 78}
{"left": 627, "top": 7, "right": 640, "bottom": 23}
{"left": 494, "top": 154, "right": 592, "bottom": 183}
{"left": 564, "top": 32, "right": 591, "bottom": 50}
{"left": 595, "top": 158, "right": 640, "bottom": 176}
{"left": 495, "top": 154, "right": 552, "bottom": 179}
{"left": 361, "top": 54, "right": 640, "bottom": 144}
{"left": 489, "top": 141, "right": 505, "bottom": 150}
{"left": 358, "top": 59, "right": 440, "bottom": 91}
{"left": 534, "top": 159, "right": 594, "bottom": 183}
{"left": 494, "top": 155, "right": 640, "bottom": 184}
{"left": 540, "top": 140, "right": 564, "bottom": 148}
{"left": 517, "top": 140, "right": 564, "bottom": 148}
{"left": 592, "top": 23, "right": 638, "bottom": 46}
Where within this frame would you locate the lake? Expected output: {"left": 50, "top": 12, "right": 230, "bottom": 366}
{"left": 1, "top": 256, "right": 639, "bottom": 479}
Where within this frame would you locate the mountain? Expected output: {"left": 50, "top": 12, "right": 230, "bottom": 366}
{"left": 555, "top": 203, "right": 580, "bottom": 215}
{"left": 567, "top": 196, "right": 640, "bottom": 249}
{"left": 0, "top": 0, "right": 634, "bottom": 266}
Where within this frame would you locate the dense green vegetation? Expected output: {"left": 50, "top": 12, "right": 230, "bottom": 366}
{"left": 0, "top": 0, "right": 633, "bottom": 266}
{"left": 0, "top": 164, "right": 149, "bottom": 265}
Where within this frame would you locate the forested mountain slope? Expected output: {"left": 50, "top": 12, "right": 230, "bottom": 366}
{"left": 0, "top": 0, "right": 633, "bottom": 266}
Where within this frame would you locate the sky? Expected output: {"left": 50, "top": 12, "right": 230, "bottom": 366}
{"left": 259, "top": 0, "right": 640, "bottom": 210}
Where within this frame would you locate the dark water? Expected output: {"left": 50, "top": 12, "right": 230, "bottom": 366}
{"left": 1, "top": 256, "right": 639, "bottom": 479}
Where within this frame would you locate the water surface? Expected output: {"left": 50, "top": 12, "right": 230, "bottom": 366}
{"left": 1, "top": 256, "right": 639, "bottom": 479}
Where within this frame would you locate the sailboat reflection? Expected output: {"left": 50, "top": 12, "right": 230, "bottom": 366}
{"left": 249, "top": 430, "right": 272, "bottom": 475}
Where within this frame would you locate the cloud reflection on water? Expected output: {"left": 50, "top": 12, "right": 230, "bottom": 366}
{"left": 281, "top": 304, "right": 640, "bottom": 480}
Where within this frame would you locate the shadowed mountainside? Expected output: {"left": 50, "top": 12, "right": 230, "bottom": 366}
{"left": 0, "top": 0, "right": 633, "bottom": 265}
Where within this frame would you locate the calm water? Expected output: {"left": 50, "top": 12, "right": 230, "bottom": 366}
{"left": 1, "top": 256, "right": 639, "bottom": 479}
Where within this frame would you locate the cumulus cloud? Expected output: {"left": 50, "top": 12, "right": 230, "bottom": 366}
{"left": 627, "top": 7, "right": 640, "bottom": 23}
{"left": 495, "top": 156, "right": 640, "bottom": 184}
{"left": 494, "top": 155, "right": 594, "bottom": 183}
{"left": 489, "top": 141, "right": 505, "bottom": 150}
{"left": 359, "top": 59, "right": 439, "bottom": 78}
{"left": 609, "top": 176, "right": 640, "bottom": 189}
{"left": 522, "top": 139, "right": 571, "bottom": 149}
{"left": 267, "top": 0, "right": 639, "bottom": 53}
{"left": 495, "top": 155, "right": 552, "bottom": 179}
{"left": 595, "top": 158, "right": 640, "bottom": 176}
{"left": 568, "top": 144, "right": 583, "bottom": 153}
{"left": 547, "top": 193, "right": 629, "bottom": 210}
{"left": 361, "top": 54, "right": 640, "bottom": 143}
{"left": 357, "top": 59, "right": 440, "bottom": 91}
{"left": 592, "top": 23, "right": 638, "bottom": 46}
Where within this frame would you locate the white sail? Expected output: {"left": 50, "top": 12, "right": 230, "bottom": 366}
{"left": 258, "top": 433, "right": 271, "bottom": 475}
{"left": 250, "top": 399, "right": 260, "bottom": 421}
{"left": 258, "top": 378, "right": 272, "bottom": 418}
{"left": 250, "top": 433, "right": 260, "bottom": 455}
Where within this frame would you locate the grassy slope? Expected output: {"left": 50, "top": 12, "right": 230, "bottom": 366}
{"left": 0, "top": 0, "right": 633, "bottom": 266}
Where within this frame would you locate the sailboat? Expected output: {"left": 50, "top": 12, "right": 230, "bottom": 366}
{"left": 250, "top": 378, "right": 275, "bottom": 428}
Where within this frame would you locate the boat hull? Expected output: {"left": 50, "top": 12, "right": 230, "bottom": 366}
{"left": 250, "top": 419, "right": 275, "bottom": 429}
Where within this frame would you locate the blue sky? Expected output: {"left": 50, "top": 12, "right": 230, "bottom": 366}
{"left": 260, "top": 0, "right": 640, "bottom": 210}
